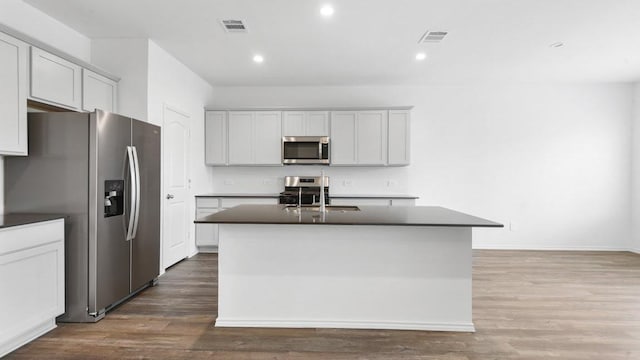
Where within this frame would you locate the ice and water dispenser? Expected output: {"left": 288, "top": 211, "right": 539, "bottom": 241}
{"left": 104, "top": 180, "right": 124, "bottom": 217}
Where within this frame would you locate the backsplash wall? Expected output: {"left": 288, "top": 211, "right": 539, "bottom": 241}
{"left": 209, "top": 166, "right": 410, "bottom": 195}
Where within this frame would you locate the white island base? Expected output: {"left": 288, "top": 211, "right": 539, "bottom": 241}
{"left": 216, "top": 224, "right": 474, "bottom": 332}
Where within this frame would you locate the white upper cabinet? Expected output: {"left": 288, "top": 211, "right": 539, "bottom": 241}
{"left": 228, "top": 111, "right": 254, "bottom": 165}
{"left": 254, "top": 111, "right": 282, "bottom": 165}
{"left": 330, "top": 112, "right": 357, "bottom": 165}
{"left": 82, "top": 69, "right": 117, "bottom": 113}
{"left": 283, "top": 111, "right": 329, "bottom": 136}
{"left": 227, "top": 111, "right": 282, "bottom": 166}
{"left": 0, "top": 32, "right": 28, "bottom": 156}
{"left": 206, "top": 108, "right": 409, "bottom": 167}
{"left": 30, "top": 47, "right": 82, "bottom": 110}
{"left": 331, "top": 110, "right": 388, "bottom": 166}
{"left": 388, "top": 110, "right": 411, "bottom": 165}
{"left": 357, "top": 111, "right": 388, "bottom": 165}
{"left": 205, "top": 111, "right": 227, "bottom": 165}
{"left": 283, "top": 111, "right": 305, "bottom": 136}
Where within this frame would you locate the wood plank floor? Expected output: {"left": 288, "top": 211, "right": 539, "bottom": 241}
{"left": 6, "top": 250, "right": 640, "bottom": 359}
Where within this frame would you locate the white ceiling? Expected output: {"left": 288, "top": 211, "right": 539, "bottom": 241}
{"left": 24, "top": 0, "right": 640, "bottom": 86}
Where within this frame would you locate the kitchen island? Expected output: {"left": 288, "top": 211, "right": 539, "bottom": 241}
{"left": 196, "top": 205, "right": 502, "bottom": 332}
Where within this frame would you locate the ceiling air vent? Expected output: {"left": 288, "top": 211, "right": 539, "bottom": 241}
{"left": 221, "top": 19, "right": 248, "bottom": 33}
{"left": 418, "top": 30, "right": 448, "bottom": 43}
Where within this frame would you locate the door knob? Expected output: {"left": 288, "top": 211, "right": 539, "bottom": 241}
{"left": 166, "top": 194, "right": 174, "bottom": 199}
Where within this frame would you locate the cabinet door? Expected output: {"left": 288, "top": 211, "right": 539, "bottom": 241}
{"left": 0, "top": 32, "right": 27, "bottom": 156}
{"left": 205, "top": 111, "right": 227, "bottom": 165}
{"left": 228, "top": 111, "right": 254, "bottom": 164}
{"left": 82, "top": 69, "right": 117, "bottom": 112}
{"left": 388, "top": 110, "right": 410, "bottom": 165}
{"left": 196, "top": 209, "right": 219, "bottom": 248}
{"left": 357, "top": 111, "right": 387, "bottom": 165}
{"left": 330, "top": 111, "right": 357, "bottom": 165}
{"left": 30, "top": 47, "right": 82, "bottom": 109}
{"left": 306, "top": 111, "right": 330, "bottom": 136}
{"left": 0, "top": 220, "right": 65, "bottom": 356}
{"left": 254, "top": 111, "right": 282, "bottom": 165}
{"left": 282, "top": 111, "right": 305, "bottom": 136}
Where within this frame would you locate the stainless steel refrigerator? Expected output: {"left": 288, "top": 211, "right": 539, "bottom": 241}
{"left": 4, "top": 110, "right": 161, "bottom": 322}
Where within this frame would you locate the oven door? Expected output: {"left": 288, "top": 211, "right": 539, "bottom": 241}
{"left": 282, "top": 137, "right": 330, "bottom": 164}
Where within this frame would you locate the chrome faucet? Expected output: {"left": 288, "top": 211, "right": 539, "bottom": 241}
{"left": 319, "top": 170, "right": 326, "bottom": 213}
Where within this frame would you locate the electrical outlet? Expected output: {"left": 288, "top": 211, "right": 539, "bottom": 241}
{"left": 509, "top": 221, "right": 517, "bottom": 231}
{"left": 224, "top": 179, "right": 234, "bottom": 185}
{"left": 387, "top": 180, "right": 398, "bottom": 187}
{"left": 263, "top": 178, "right": 273, "bottom": 185}
{"left": 343, "top": 180, "right": 353, "bottom": 186}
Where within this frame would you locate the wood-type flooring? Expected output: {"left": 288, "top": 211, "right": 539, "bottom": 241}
{"left": 6, "top": 250, "right": 640, "bottom": 359}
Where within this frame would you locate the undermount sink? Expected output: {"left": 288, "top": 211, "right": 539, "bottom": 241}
{"left": 284, "top": 205, "right": 360, "bottom": 212}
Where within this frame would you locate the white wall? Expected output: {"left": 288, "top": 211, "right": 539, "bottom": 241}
{"left": 0, "top": 0, "right": 90, "bottom": 61}
{"left": 631, "top": 83, "right": 640, "bottom": 253}
{"left": 147, "top": 40, "right": 215, "bottom": 257}
{"left": 209, "top": 83, "right": 633, "bottom": 251}
{"left": 91, "top": 38, "right": 149, "bottom": 121}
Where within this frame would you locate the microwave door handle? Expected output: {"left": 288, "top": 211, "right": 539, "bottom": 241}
{"left": 318, "top": 141, "right": 322, "bottom": 160}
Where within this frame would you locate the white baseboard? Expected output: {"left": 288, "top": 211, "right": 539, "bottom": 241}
{"left": 196, "top": 245, "right": 218, "bottom": 254}
{"left": 215, "top": 318, "right": 475, "bottom": 333}
{"left": 1, "top": 318, "right": 56, "bottom": 358}
{"left": 629, "top": 248, "right": 640, "bottom": 254}
{"left": 473, "top": 244, "right": 632, "bottom": 252}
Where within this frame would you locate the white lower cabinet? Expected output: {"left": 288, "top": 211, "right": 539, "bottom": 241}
{"left": 0, "top": 219, "right": 65, "bottom": 358}
{"left": 195, "top": 197, "right": 278, "bottom": 252}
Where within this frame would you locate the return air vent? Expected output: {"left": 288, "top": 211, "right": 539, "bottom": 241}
{"left": 419, "top": 30, "right": 448, "bottom": 43}
{"left": 221, "top": 19, "right": 248, "bottom": 33}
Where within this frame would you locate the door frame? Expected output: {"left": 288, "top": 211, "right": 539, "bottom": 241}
{"left": 161, "top": 103, "right": 191, "bottom": 272}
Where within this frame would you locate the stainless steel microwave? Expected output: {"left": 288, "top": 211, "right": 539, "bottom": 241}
{"left": 282, "top": 136, "right": 330, "bottom": 165}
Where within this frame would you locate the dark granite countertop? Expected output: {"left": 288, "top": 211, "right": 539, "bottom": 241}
{"left": 0, "top": 213, "right": 66, "bottom": 229}
{"left": 195, "top": 204, "right": 502, "bottom": 227}
{"left": 195, "top": 193, "right": 418, "bottom": 199}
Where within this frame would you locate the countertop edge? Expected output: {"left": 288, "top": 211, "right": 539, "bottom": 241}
{"left": 195, "top": 194, "right": 419, "bottom": 199}
{"left": 0, "top": 214, "right": 67, "bottom": 229}
{"left": 194, "top": 220, "right": 502, "bottom": 227}
{"left": 195, "top": 205, "right": 503, "bottom": 228}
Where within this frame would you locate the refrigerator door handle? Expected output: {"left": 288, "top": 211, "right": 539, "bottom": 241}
{"left": 126, "top": 146, "right": 137, "bottom": 241}
{"left": 131, "top": 146, "right": 141, "bottom": 239}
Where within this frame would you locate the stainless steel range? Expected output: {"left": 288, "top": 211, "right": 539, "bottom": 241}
{"left": 279, "top": 176, "right": 330, "bottom": 206}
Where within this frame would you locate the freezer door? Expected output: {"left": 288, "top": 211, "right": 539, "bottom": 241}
{"left": 130, "top": 119, "right": 161, "bottom": 291}
{"left": 89, "top": 110, "right": 132, "bottom": 314}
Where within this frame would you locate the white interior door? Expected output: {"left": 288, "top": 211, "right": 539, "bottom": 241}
{"left": 162, "top": 105, "right": 190, "bottom": 269}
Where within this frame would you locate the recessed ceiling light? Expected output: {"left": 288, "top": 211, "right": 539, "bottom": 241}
{"left": 253, "top": 54, "right": 264, "bottom": 63}
{"left": 415, "top": 52, "right": 427, "bottom": 61}
{"left": 549, "top": 42, "right": 564, "bottom": 48}
{"left": 320, "top": 5, "right": 334, "bottom": 17}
